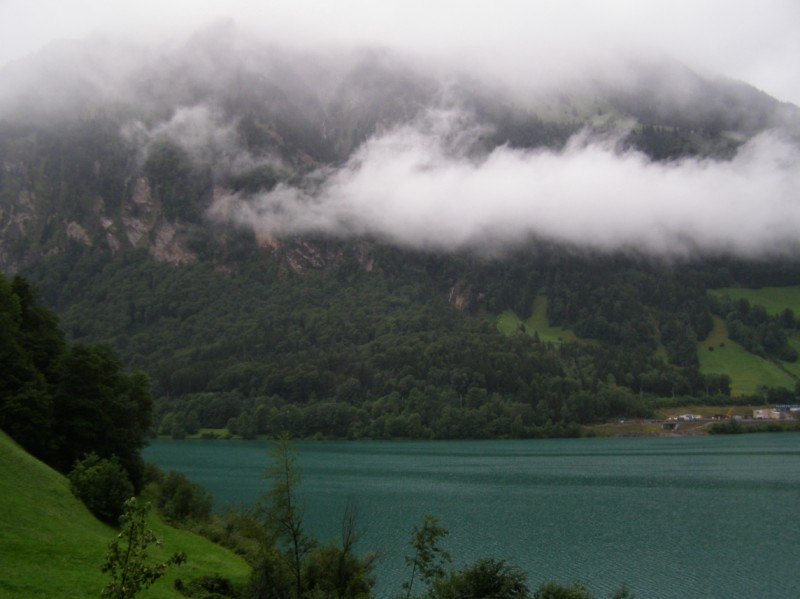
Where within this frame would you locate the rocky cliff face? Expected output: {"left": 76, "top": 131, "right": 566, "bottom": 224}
{"left": 0, "top": 147, "right": 197, "bottom": 270}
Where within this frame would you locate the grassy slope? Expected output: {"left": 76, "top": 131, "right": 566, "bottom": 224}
{"left": 496, "top": 292, "right": 797, "bottom": 396}
{"left": 709, "top": 286, "right": 800, "bottom": 316}
{"left": 497, "top": 295, "right": 580, "bottom": 344}
{"left": 709, "top": 285, "right": 800, "bottom": 379}
{"left": 698, "top": 316, "right": 795, "bottom": 395}
{"left": 0, "top": 431, "right": 249, "bottom": 598}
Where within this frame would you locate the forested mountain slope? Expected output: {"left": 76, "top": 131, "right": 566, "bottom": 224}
{"left": 3, "top": 24, "right": 800, "bottom": 438}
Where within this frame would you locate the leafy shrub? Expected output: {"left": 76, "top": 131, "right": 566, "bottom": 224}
{"left": 102, "top": 498, "right": 186, "bottom": 598}
{"left": 533, "top": 581, "right": 593, "bottom": 599}
{"left": 68, "top": 452, "right": 134, "bottom": 524}
{"left": 303, "top": 542, "right": 376, "bottom": 599}
{"left": 157, "top": 470, "right": 213, "bottom": 524}
{"left": 431, "top": 558, "right": 529, "bottom": 599}
{"left": 174, "top": 574, "right": 239, "bottom": 598}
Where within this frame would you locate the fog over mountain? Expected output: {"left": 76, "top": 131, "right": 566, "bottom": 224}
{"left": 211, "top": 116, "right": 800, "bottom": 257}
{"left": 4, "top": 0, "right": 800, "bottom": 104}
{"left": 1, "top": 2, "right": 800, "bottom": 259}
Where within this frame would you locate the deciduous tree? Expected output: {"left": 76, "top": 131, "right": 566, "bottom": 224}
{"left": 402, "top": 515, "right": 450, "bottom": 599}
{"left": 261, "top": 434, "right": 315, "bottom": 598}
{"left": 101, "top": 498, "right": 186, "bottom": 598}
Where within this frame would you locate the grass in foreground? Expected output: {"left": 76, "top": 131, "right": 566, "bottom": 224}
{"left": 0, "top": 431, "right": 249, "bottom": 599}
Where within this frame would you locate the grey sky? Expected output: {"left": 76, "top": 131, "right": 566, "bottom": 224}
{"left": 2, "top": 0, "right": 800, "bottom": 105}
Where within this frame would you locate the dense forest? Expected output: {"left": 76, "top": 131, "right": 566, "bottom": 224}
{"left": 0, "top": 273, "right": 152, "bottom": 490}
{"left": 15, "top": 242, "right": 800, "bottom": 441}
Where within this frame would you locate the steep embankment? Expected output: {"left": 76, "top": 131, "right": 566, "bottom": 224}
{"left": 0, "top": 431, "right": 249, "bottom": 598}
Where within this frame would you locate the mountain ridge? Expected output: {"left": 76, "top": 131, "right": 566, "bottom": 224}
{"left": 4, "top": 26, "right": 800, "bottom": 438}
{"left": 2, "top": 27, "right": 797, "bottom": 272}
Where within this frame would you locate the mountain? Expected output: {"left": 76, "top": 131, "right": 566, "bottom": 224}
{"left": 2, "top": 23, "right": 799, "bottom": 271}
{"left": 3, "top": 24, "right": 800, "bottom": 438}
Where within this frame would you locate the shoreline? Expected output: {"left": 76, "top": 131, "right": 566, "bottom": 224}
{"left": 151, "top": 418, "right": 800, "bottom": 442}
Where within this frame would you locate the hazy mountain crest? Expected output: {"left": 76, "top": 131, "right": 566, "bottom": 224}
{"left": 1, "top": 23, "right": 800, "bottom": 271}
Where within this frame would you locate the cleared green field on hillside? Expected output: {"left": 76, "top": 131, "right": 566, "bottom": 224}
{"left": 698, "top": 316, "right": 795, "bottom": 395}
{"left": 497, "top": 295, "right": 580, "bottom": 344}
{"left": 0, "top": 431, "right": 249, "bottom": 598}
{"left": 709, "top": 286, "right": 800, "bottom": 316}
{"left": 497, "top": 291, "right": 799, "bottom": 396}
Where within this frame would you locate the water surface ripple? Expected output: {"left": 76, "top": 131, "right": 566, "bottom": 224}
{"left": 144, "top": 434, "right": 800, "bottom": 599}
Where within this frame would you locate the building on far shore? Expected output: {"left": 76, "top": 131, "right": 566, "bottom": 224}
{"left": 753, "top": 405, "right": 800, "bottom": 420}
{"left": 666, "top": 414, "right": 702, "bottom": 421}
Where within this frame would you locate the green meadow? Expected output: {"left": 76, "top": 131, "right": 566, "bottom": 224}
{"left": 709, "top": 285, "right": 800, "bottom": 316}
{"left": 0, "top": 431, "right": 249, "bottom": 598}
{"left": 498, "top": 290, "right": 800, "bottom": 397}
{"left": 708, "top": 285, "right": 800, "bottom": 380}
{"left": 497, "top": 294, "right": 580, "bottom": 344}
{"left": 698, "top": 316, "right": 795, "bottom": 395}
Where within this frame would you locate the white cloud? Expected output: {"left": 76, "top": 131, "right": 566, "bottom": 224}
{"left": 211, "top": 113, "right": 800, "bottom": 256}
{"left": 123, "top": 106, "right": 235, "bottom": 163}
{"left": 122, "top": 105, "right": 287, "bottom": 178}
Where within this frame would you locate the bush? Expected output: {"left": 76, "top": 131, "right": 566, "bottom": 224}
{"left": 303, "top": 542, "right": 376, "bottom": 599}
{"left": 534, "top": 581, "right": 593, "bottom": 599}
{"left": 432, "top": 558, "right": 529, "bottom": 599}
{"left": 157, "top": 470, "right": 213, "bottom": 524}
{"left": 174, "top": 574, "right": 239, "bottom": 598}
{"left": 68, "top": 452, "right": 134, "bottom": 525}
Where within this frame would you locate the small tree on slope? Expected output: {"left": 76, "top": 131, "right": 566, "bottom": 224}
{"left": 101, "top": 497, "right": 186, "bottom": 599}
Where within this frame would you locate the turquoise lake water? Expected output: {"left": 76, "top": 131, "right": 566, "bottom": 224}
{"left": 143, "top": 435, "right": 800, "bottom": 598}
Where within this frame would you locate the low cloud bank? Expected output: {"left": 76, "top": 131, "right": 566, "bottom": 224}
{"left": 210, "top": 112, "right": 800, "bottom": 257}
{"left": 123, "top": 105, "right": 285, "bottom": 177}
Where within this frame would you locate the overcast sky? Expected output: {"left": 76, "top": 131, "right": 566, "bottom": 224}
{"left": 2, "top": 0, "right": 800, "bottom": 105}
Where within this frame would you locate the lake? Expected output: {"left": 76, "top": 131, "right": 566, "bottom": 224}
{"left": 143, "top": 434, "right": 800, "bottom": 598}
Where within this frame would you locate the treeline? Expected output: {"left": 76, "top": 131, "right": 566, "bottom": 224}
{"left": 544, "top": 255, "right": 713, "bottom": 367}
{"left": 0, "top": 273, "right": 152, "bottom": 490}
{"left": 22, "top": 244, "right": 796, "bottom": 440}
